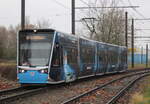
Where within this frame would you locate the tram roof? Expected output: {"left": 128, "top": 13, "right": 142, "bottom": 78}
{"left": 19, "top": 28, "right": 126, "bottom": 48}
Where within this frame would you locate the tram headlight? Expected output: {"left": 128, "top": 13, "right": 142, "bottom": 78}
{"left": 41, "top": 70, "right": 45, "bottom": 73}
{"left": 21, "top": 70, "right": 25, "bottom": 73}
{"left": 40, "top": 69, "right": 48, "bottom": 74}
{"left": 19, "top": 69, "right": 26, "bottom": 73}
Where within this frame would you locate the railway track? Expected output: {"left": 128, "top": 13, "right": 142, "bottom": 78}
{"left": 0, "top": 68, "right": 149, "bottom": 104}
{"left": 62, "top": 69, "right": 150, "bottom": 104}
{"left": 0, "top": 86, "right": 47, "bottom": 104}
{"left": 106, "top": 73, "right": 150, "bottom": 104}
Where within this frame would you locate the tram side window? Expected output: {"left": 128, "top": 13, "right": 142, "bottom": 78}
{"left": 123, "top": 50, "right": 127, "bottom": 64}
{"left": 121, "top": 50, "right": 124, "bottom": 63}
{"left": 51, "top": 45, "right": 61, "bottom": 67}
{"left": 110, "top": 51, "right": 113, "bottom": 64}
{"left": 107, "top": 50, "right": 112, "bottom": 64}
{"left": 81, "top": 47, "right": 94, "bottom": 64}
{"left": 112, "top": 50, "right": 118, "bottom": 64}
{"left": 99, "top": 55, "right": 102, "bottom": 62}
{"left": 100, "top": 50, "right": 107, "bottom": 64}
{"left": 67, "top": 48, "right": 78, "bottom": 65}
{"left": 102, "top": 49, "right": 107, "bottom": 63}
{"left": 98, "top": 51, "right": 103, "bottom": 62}
{"left": 109, "top": 49, "right": 116, "bottom": 65}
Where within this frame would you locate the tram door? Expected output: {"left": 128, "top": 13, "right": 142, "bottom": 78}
{"left": 97, "top": 44, "right": 108, "bottom": 74}
{"left": 50, "top": 44, "right": 63, "bottom": 81}
{"left": 63, "top": 47, "right": 78, "bottom": 82}
{"left": 98, "top": 49, "right": 108, "bottom": 74}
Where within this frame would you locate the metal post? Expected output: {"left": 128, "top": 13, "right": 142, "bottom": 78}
{"left": 125, "top": 12, "right": 128, "bottom": 67}
{"left": 131, "top": 19, "right": 134, "bottom": 68}
{"left": 141, "top": 47, "right": 143, "bottom": 64}
{"left": 125, "top": 12, "right": 128, "bottom": 47}
{"left": 72, "top": 0, "right": 75, "bottom": 35}
{"left": 21, "top": 0, "right": 25, "bottom": 30}
{"left": 146, "top": 44, "right": 148, "bottom": 68}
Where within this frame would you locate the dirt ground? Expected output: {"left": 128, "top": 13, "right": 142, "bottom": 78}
{"left": 0, "top": 64, "right": 19, "bottom": 90}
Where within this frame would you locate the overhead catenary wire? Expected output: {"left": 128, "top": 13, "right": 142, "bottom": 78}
{"left": 51, "top": 0, "right": 85, "bottom": 21}
{"left": 80, "top": 0, "right": 89, "bottom": 6}
{"left": 75, "top": 6, "right": 139, "bottom": 9}
{"left": 79, "top": 0, "right": 143, "bottom": 44}
{"left": 77, "top": 0, "right": 138, "bottom": 22}
{"left": 127, "top": 0, "right": 146, "bottom": 19}
{"left": 51, "top": 0, "right": 70, "bottom": 10}
{"left": 120, "top": 0, "right": 148, "bottom": 27}
{"left": 78, "top": 0, "right": 140, "bottom": 22}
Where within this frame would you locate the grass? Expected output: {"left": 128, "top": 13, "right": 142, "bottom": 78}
{"left": 0, "top": 60, "right": 16, "bottom": 66}
{"left": 130, "top": 90, "right": 150, "bottom": 104}
{"left": 128, "top": 64, "right": 150, "bottom": 70}
{"left": 130, "top": 93, "right": 144, "bottom": 104}
{"left": 130, "top": 77, "right": 150, "bottom": 104}
{"left": 0, "top": 63, "right": 16, "bottom": 66}
{"left": 0, "top": 60, "right": 17, "bottom": 80}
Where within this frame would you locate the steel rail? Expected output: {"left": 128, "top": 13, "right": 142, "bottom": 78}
{"left": 0, "top": 87, "right": 24, "bottom": 96}
{"left": 0, "top": 86, "right": 45, "bottom": 97}
{"left": 106, "top": 73, "right": 150, "bottom": 104}
{"left": 0, "top": 87, "right": 47, "bottom": 104}
{"left": 62, "top": 70, "right": 150, "bottom": 104}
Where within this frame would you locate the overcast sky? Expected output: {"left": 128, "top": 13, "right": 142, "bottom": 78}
{"left": 0, "top": 0, "right": 150, "bottom": 47}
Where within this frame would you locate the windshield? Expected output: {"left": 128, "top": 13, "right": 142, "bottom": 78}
{"left": 19, "top": 32, "right": 54, "bottom": 67}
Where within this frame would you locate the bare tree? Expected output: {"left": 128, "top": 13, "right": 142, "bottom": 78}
{"left": 0, "top": 26, "right": 7, "bottom": 58}
{"left": 79, "top": 0, "right": 127, "bottom": 45}
{"left": 0, "top": 17, "right": 53, "bottom": 60}
{"left": 36, "top": 19, "right": 51, "bottom": 29}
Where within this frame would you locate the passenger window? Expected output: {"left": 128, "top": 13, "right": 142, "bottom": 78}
{"left": 51, "top": 44, "right": 61, "bottom": 67}
{"left": 67, "top": 48, "right": 78, "bottom": 65}
{"left": 99, "top": 56, "right": 102, "bottom": 61}
{"left": 81, "top": 47, "right": 94, "bottom": 64}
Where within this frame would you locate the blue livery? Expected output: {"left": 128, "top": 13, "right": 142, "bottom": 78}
{"left": 17, "top": 29, "right": 127, "bottom": 85}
